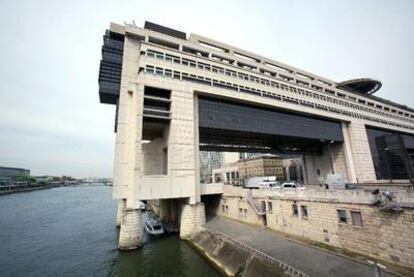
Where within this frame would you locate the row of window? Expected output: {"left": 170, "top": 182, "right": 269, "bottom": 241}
{"left": 144, "top": 48, "right": 414, "bottom": 124}
{"left": 337, "top": 209, "right": 363, "bottom": 227}
{"left": 220, "top": 204, "right": 249, "bottom": 218}
{"left": 223, "top": 202, "right": 363, "bottom": 227}
{"left": 291, "top": 203, "right": 308, "bottom": 218}
{"left": 141, "top": 64, "right": 414, "bottom": 132}
{"left": 291, "top": 204, "right": 363, "bottom": 227}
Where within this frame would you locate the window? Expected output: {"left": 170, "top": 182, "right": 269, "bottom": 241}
{"left": 239, "top": 208, "right": 243, "bottom": 217}
{"left": 268, "top": 201, "right": 273, "bottom": 214}
{"left": 244, "top": 209, "right": 248, "bottom": 218}
{"left": 301, "top": 205, "right": 308, "bottom": 218}
{"left": 155, "top": 67, "right": 163, "bottom": 76}
{"left": 225, "top": 205, "right": 228, "bottom": 213}
{"left": 337, "top": 209, "right": 347, "bottom": 223}
{"left": 351, "top": 211, "right": 363, "bottom": 227}
{"left": 292, "top": 204, "right": 298, "bottom": 216}
{"left": 164, "top": 69, "right": 172, "bottom": 78}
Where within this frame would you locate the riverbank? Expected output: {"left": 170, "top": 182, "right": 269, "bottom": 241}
{"left": 202, "top": 216, "right": 399, "bottom": 277}
{"left": 187, "top": 228, "right": 300, "bottom": 277}
{"left": 0, "top": 184, "right": 58, "bottom": 195}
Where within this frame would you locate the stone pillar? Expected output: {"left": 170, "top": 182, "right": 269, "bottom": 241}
{"left": 116, "top": 199, "right": 126, "bottom": 227}
{"left": 341, "top": 122, "right": 357, "bottom": 183}
{"left": 179, "top": 202, "right": 206, "bottom": 239}
{"left": 347, "top": 121, "right": 376, "bottom": 183}
{"left": 118, "top": 208, "right": 144, "bottom": 251}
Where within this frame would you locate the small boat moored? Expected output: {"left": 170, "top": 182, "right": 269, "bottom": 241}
{"left": 144, "top": 213, "right": 164, "bottom": 236}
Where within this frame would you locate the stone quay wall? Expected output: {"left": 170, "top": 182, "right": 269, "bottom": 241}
{"left": 216, "top": 186, "right": 414, "bottom": 270}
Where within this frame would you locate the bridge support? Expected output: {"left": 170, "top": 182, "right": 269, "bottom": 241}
{"left": 118, "top": 208, "right": 144, "bottom": 251}
{"left": 116, "top": 199, "right": 126, "bottom": 227}
{"left": 179, "top": 202, "right": 206, "bottom": 239}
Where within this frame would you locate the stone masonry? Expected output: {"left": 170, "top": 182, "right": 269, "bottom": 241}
{"left": 217, "top": 186, "right": 414, "bottom": 269}
{"left": 180, "top": 203, "right": 206, "bottom": 239}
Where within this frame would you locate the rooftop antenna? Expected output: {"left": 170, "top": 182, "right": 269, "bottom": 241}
{"left": 132, "top": 20, "right": 136, "bottom": 27}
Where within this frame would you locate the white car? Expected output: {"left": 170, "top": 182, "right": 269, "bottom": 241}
{"left": 281, "top": 182, "right": 305, "bottom": 190}
{"left": 259, "top": 180, "right": 280, "bottom": 189}
{"left": 244, "top": 176, "right": 279, "bottom": 189}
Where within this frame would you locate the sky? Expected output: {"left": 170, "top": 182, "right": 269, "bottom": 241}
{"left": 0, "top": 0, "right": 413, "bottom": 178}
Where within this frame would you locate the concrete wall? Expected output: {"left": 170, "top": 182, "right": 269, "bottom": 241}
{"left": 217, "top": 186, "right": 414, "bottom": 269}
{"left": 304, "top": 148, "right": 332, "bottom": 186}
{"left": 304, "top": 143, "right": 349, "bottom": 186}
{"left": 112, "top": 35, "right": 144, "bottom": 207}
{"left": 265, "top": 199, "right": 414, "bottom": 269}
{"left": 218, "top": 196, "right": 265, "bottom": 226}
{"left": 189, "top": 229, "right": 292, "bottom": 277}
{"left": 142, "top": 137, "right": 167, "bottom": 175}
{"left": 348, "top": 121, "right": 377, "bottom": 183}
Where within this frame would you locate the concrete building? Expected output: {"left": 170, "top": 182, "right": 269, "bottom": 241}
{"left": 98, "top": 21, "right": 414, "bottom": 250}
{"left": 0, "top": 166, "right": 30, "bottom": 177}
{"left": 212, "top": 162, "right": 239, "bottom": 185}
{"left": 238, "top": 155, "right": 284, "bottom": 181}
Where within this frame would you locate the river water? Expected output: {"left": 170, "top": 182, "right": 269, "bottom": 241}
{"left": 0, "top": 185, "right": 220, "bottom": 277}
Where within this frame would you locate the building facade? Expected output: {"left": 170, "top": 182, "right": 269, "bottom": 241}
{"left": 199, "top": 151, "right": 223, "bottom": 183}
{"left": 0, "top": 166, "right": 30, "bottom": 177}
{"left": 98, "top": 21, "right": 414, "bottom": 250}
{"left": 238, "top": 155, "right": 284, "bottom": 181}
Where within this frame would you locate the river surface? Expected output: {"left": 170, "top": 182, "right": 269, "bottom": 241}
{"left": 0, "top": 185, "right": 220, "bottom": 277}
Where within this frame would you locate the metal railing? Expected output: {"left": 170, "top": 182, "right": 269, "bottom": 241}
{"left": 246, "top": 190, "right": 266, "bottom": 215}
{"left": 214, "top": 230, "right": 309, "bottom": 277}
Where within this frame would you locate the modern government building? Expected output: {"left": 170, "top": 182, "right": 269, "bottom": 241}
{"left": 98, "top": 21, "right": 414, "bottom": 250}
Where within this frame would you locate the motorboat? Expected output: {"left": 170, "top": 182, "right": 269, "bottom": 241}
{"left": 144, "top": 213, "right": 164, "bottom": 235}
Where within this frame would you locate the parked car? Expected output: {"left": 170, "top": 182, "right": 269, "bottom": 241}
{"left": 281, "top": 182, "right": 305, "bottom": 190}
{"left": 243, "top": 176, "right": 279, "bottom": 189}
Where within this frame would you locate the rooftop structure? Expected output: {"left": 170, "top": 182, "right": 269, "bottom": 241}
{"left": 337, "top": 78, "right": 382, "bottom": 95}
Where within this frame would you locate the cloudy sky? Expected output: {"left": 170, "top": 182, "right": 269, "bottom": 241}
{"left": 0, "top": 0, "right": 413, "bottom": 178}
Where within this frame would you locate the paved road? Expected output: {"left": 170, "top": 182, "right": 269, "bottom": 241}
{"left": 205, "top": 217, "right": 396, "bottom": 277}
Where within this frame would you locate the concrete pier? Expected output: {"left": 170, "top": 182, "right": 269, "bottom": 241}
{"left": 180, "top": 203, "right": 206, "bottom": 239}
{"left": 118, "top": 208, "right": 143, "bottom": 251}
{"left": 116, "top": 199, "right": 126, "bottom": 227}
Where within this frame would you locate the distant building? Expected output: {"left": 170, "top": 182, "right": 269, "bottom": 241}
{"left": 223, "top": 152, "right": 240, "bottom": 164}
{"left": 238, "top": 156, "right": 284, "bottom": 181}
{"left": 0, "top": 166, "right": 30, "bottom": 177}
{"left": 200, "top": 151, "right": 223, "bottom": 183}
{"left": 239, "top": 153, "right": 263, "bottom": 160}
{"left": 212, "top": 162, "right": 239, "bottom": 185}
{"left": 212, "top": 155, "right": 285, "bottom": 184}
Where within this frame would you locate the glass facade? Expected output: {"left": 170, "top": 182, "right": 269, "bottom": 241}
{"left": 366, "top": 127, "right": 414, "bottom": 180}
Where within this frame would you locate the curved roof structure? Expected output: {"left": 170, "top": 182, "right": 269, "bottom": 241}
{"left": 337, "top": 78, "right": 382, "bottom": 95}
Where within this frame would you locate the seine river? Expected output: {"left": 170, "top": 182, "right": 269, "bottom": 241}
{"left": 0, "top": 185, "right": 220, "bottom": 277}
